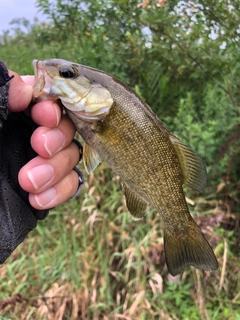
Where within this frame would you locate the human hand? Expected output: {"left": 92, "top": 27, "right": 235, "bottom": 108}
{"left": 8, "top": 71, "right": 82, "bottom": 210}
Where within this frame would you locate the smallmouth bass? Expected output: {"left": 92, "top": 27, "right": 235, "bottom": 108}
{"left": 32, "top": 59, "right": 218, "bottom": 276}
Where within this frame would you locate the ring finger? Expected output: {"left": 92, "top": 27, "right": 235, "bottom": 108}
{"left": 29, "top": 169, "right": 81, "bottom": 209}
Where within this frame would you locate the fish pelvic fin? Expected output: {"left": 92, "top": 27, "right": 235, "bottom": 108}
{"left": 83, "top": 142, "right": 101, "bottom": 174}
{"left": 122, "top": 183, "right": 147, "bottom": 220}
{"left": 164, "top": 218, "right": 218, "bottom": 276}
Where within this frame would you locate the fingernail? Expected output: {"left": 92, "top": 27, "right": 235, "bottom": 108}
{"left": 53, "top": 102, "right": 60, "bottom": 126}
{"left": 42, "top": 129, "right": 65, "bottom": 156}
{"left": 34, "top": 187, "right": 57, "bottom": 207}
{"left": 27, "top": 164, "right": 54, "bottom": 190}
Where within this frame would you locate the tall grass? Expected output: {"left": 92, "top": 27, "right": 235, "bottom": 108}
{"left": 0, "top": 164, "right": 239, "bottom": 319}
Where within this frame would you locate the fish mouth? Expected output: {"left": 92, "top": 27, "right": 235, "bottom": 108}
{"left": 32, "top": 60, "right": 53, "bottom": 100}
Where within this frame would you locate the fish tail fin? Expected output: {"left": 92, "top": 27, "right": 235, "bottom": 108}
{"left": 164, "top": 218, "right": 218, "bottom": 276}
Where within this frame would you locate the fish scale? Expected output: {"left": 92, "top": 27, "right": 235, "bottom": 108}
{"left": 33, "top": 58, "right": 218, "bottom": 276}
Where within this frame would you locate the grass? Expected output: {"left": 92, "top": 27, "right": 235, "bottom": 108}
{"left": 0, "top": 164, "right": 239, "bottom": 319}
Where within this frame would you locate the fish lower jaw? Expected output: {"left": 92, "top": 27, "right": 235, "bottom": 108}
{"left": 33, "top": 74, "right": 54, "bottom": 100}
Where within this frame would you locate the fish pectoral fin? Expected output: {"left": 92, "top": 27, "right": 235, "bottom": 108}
{"left": 170, "top": 136, "right": 207, "bottom": 192}
{"left": 122, "top": 183, "right": 147, "bottom": 220}
{"left": 83, "top": 142, "right": 101, "bottom": 174}
{"left": 164, "top": 217, "right": 218, "bottom": 276}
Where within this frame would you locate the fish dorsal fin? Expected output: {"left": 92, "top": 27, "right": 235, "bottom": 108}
{"left": 83, "top": 142, "right": 101, "bottom": 174}
{"left": 170, "top": 135, "right": 207, "bottom": 192}
{"left": 122, "top": 183, "right": 147, "bottom": 220}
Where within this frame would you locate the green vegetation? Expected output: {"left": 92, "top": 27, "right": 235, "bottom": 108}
{"left": 0, "top": 0, "right": 239, "bottom": 319}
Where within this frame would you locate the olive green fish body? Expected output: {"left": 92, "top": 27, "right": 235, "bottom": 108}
{"left": 67, "top": 72, "right": 187, "bottom": 221}
{"left": 33, "top": 59, "right": 218, "bottom": 276}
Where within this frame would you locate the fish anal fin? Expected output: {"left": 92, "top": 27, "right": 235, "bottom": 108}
{"left": 123, "top": 184, "right": 147, "bottom": 220}
{"left": 164, "top": 217, "right": 218, "bottom": 276}
{"left": 170, "top": 136, "right": 207, "bottom": 192}
{"left": 83, "top": 142, "right": 101, "bottom": 174}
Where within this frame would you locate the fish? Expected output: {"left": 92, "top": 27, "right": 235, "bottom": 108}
{"left": 32, "top": 58, "right": 218, "bottom": 276}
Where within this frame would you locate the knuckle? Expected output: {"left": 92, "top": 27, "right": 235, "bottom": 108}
{"left": 61, "top": 147, "right": 75, "bottom": 168}
{"left": 64, "top": 171, "right": 79, "bottom": 195}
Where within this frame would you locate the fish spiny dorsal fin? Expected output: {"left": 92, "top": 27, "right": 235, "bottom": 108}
{"left": 170, "top": 135, "right": 207, "bottom": 192}
{"left": 122, "top": 183, "right": 147, "bottom": 220}
{"left": 83, "top": 142, "right": 101, "bottom": 174}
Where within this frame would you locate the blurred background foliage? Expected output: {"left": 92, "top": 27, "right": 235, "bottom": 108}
{"left": 0, "top": 0, "right": 240, "bottom": 319}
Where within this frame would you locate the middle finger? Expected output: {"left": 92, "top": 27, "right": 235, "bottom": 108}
{"left": 31, "top": 115, "right": 76, "bottom": 158}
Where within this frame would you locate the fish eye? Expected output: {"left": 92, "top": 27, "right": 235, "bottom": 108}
{"left": 59, "top": 66, "right": 78, "bottom": 79}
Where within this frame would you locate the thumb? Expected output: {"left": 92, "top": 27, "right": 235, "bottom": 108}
{"left": 8, "top": 71, "right": 33, "bottom": 112}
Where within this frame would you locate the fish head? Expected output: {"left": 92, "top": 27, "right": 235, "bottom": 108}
{"left": 32, "top": 59, "right": 113, "bottom": 121}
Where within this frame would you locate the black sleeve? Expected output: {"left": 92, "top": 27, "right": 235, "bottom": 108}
{"left": 0, "top": 61, "right": 49, "bottom": 264}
